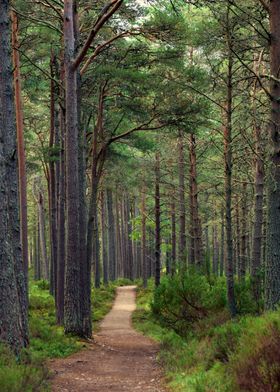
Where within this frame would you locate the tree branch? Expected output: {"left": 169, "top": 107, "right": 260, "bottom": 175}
{"left": 80, "top": 30, "right": 130, "bottom": 75}
{"left": 258, "top": 0, "right": 269, "bottom": 11}
{"left": 72, "top": 0, "right": 123, "bottom": 70}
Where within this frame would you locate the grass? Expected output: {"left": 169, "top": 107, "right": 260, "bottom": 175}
{"left": 0, "top": 277, "right": 120, "bottom": 392}
{"left": 133, "top": 279, "right": 280, "bottom": 392}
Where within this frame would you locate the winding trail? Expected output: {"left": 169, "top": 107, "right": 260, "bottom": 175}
{"left": 50, "top": 286, "right": 167, "bottom": 392}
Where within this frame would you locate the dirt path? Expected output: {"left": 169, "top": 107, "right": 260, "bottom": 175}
{"left": 49, "top": 286, "right": 167, "bottom": 392}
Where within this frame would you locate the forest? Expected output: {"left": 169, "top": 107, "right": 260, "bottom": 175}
{"left": 0, "top": 0, "right": 280, "bottom": 391}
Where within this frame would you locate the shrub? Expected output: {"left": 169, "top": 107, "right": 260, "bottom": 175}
{"left": 35, "top": 280, "right": 50, "bottom": 291}
{"left": 234, "top": 279, "right": 259, "bottom": 315}
{"left": 152, "top": 273, "right": 226, "bottom": 336}
{"left": 210, "top": 322, "right": 242, "bottom": 363}
{"left": 232, "top": 320, "right": 280, "bottom": 391}
{"left": 0, "top": 345, "right": 48, "bottom": 392}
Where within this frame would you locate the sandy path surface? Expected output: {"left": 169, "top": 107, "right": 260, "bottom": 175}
{"left": 49, "top": 286, "right": 167, "bottom": 392}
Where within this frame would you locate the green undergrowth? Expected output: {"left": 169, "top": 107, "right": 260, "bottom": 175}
{"left": 0, "top": 277, "right": 120, "bottom": 392}
{"left": 133, "top": 277, "right": 280, "bottom": 392}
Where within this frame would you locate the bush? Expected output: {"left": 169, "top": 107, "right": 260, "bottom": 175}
{"left": 234, "top": 278, "right": 259, "bottom": 315}
{"left": 0, "top": 345, "right": 48, "bottom": 392}
{"left": 210, "top": 321, "right": 242, "bottom": 363}
{"left": 152, "top": 273, "right": 226, "bottom": 335}
{"left": 234, "top": 324, "right": 280, "bottom": 391}
{"left": 35, "top": 280, "right": 50, "bottom": 291}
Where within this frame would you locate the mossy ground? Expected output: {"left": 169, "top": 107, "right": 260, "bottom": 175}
{"left": 133, "top": 279, "right": 280, "bottom": 392}
{"left": 0, "top": 277, "right": 124, "bottom": 392}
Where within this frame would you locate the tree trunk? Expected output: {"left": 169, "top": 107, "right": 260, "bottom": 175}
{"left": 101, "top": 190, "right": 108, "bottom": 285}
{"left": 49, "top": 51, "right": 59, "bottom": 297}
{"left": 63, "top": 0, "right": 83, "bottom": 335}
{"left": 178, "top": 130, "right": 186, "bottom": 264}
{"left": 189, "top": 133, "right": 203, "bottom": 268}
{"left": 37, "top": 190, "right": 49, "bottom": 280}
{"left": 0, "top": 0, "right": 28, "bottom": 352}
{"left": 220, "top": 209, "right": 225, "bottom": 276}
{"left": 265, "top": 0, "right": 280, "bottom": 309}
{"left": 107, "top": 188, "right": 116, "bottom": 281}
{"left": 251, "top": 124, "right": 264, "bottom": 304}
{"left": 115, "top": 190, "right": 123, "bottom": 278}
{"left": 11, "top": 11, "right": 28, "bottom": 281}
{"left": 126, "top": 194, "right": 134, "bottom": 280}
{"left": 212, "top": 225, "right": 219, "bottom": 275}
{"left": 34, "top": 221, "right": 41, "bottom": 280}
{"left": 171, "top": 193, "right": 176, "bottom": 275}
{"left": 240, "top": 182, "right": 247, "bottom": 281}
{"left": 141, "top": 185, "right": 147, "bottom": 287}
{"left": 224, "top": 16, "right": 237, "bottom": 316}
{"left": 155, "top": 152, "right": 161, "bottom": 286}
{"left": 56, "top": 65, "right": 66, "bottom": 325}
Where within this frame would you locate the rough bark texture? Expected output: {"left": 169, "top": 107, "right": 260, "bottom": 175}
{"left": 107, "top": 188, "right": 116, "bottom": 281}
{"left": 56, "top": 64, "right": 66, "bottom": 325}
{"left": 220, "top": 209, "right": 225, "bottom": 276}
{"left": 155, "top": 152, "right": 161, "bottom": 287}
{"left": 49, "top": 52, "right": 59, "bottom": 297}
{"left": 251, "top": 122, "right": 264, "bottom": 304}
{"left": 126, "top": 195, "right": 134, "bottom": 280}
{"left": 11, "top": 11, "right": 28, "bottom": 280}
{"left": 63, "top": 0, "right": 83, "bottom": 335}
{"left": 224, "top": 20, "right": 237, "bottom": 317}
{"left": 141, "top": 185, "right": 147, "bottom": 287}
{"left": 37, "top": 189, "right": 49, "bottom": 280}
{"left": 178, "top": 130, "right": 186, "bottom": 264}
{"left": 265, "top": 0, "right": 280, "bottom": 309}
{"left": 0, "top": 0, "right": 28, "bottom": 353}
{"left": 189, "top": 133, "right": 203, "bottom": 268}
{"left": 171, "top": 193, "right": 176, "bottom": 275}
{"left": 240, "top": 182, "right": 247, "bottom": 281}
{"left": 101, "top": 190, "right": 108, "bottom": 285}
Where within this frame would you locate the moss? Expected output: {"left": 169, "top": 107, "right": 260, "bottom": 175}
{"left": 0, "top": 278, "right": 118, "bottom": 391}
{"left": 133, "top": 279, "right": 280, "bottom": 392}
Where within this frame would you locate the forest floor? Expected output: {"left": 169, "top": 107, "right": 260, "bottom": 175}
{"left": 49, "top": 286, "right": 167, "bottom": 392}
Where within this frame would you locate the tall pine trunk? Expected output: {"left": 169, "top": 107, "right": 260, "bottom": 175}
{"left": 178, "top": 130, "right": 186, "bottom": 264}
{"left": 251, "top": 122, "right": 264, "bottom": 305}
{"left": 189, "top": 133, "right": 203, "bottom": 267}
{"left": 155, "top": 152, "right": 161, "bottom": 286}
{"left": 63, "top": 0, "right": 83, "bottom": 335}
{"left": 141, "top": 185, "right": 147, "bottom": 287}
{"left": 11, "top": 11, "right": 28, "bottom": 281}
{"left": 107, "top": 188, "right": 116, "bottom": 281}
{"left": 265, "top": 0, "right": 280, "bottom": 309}
{"left": 224, "top": 14, "right": 237, "bottom": 316}
{"left": 0, "top": 0, "right": 28, "bottom": 352}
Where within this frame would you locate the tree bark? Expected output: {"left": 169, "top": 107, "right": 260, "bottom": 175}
{"left": 155, "top": 152, "right": 161, "bottom": 286}
{"left": 189, "top": 133, "right": 203, "bottom": 268}
{"left": 11, "top": 11, "right": 28, "bottom": 281}
{"left": 220, "top": 209, "right": 225, "bottom": 276}
{"left": 141, "top": 185, "right": 147, "bottom": 287}
{"left": 251, "top": 121, "right": 265, "bottom": 305}
{"left": 224, "top": 14, "right": 237, "bottom": 316}
{"left": 107, "top": 188, "right": 116, "bottom": 281}
{"left": 0, "top": 0, "right": 28, "bottom": 352}
{"left": 178, "top": 130, "right": 186, "bottom": 264}
{"left": 171, "top": 192, "right": 176, "bottom": 275}
{"left": 49, "top": 51, "right": 59, "bottom": 297}
{"left": 101, "top": 190, "right": 108, "bottom": 285}
{"left": 63, "top": 0, "right": 83, "bottom": 335}
{"left": 37, "top": 189, "right": 49, "bottom": 280}
{"left": 240, "top": 182, "right": 247, "bottom": 281}
{"left": 56, "top": 72, "right": 66, "bottom": 325}
{"left": 265, "top": 0, "right": 280, "bottom": 309}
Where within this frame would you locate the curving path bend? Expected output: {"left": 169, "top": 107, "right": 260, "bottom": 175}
{"left": 50, "top": 286, "right": 167, "bottom": 392}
